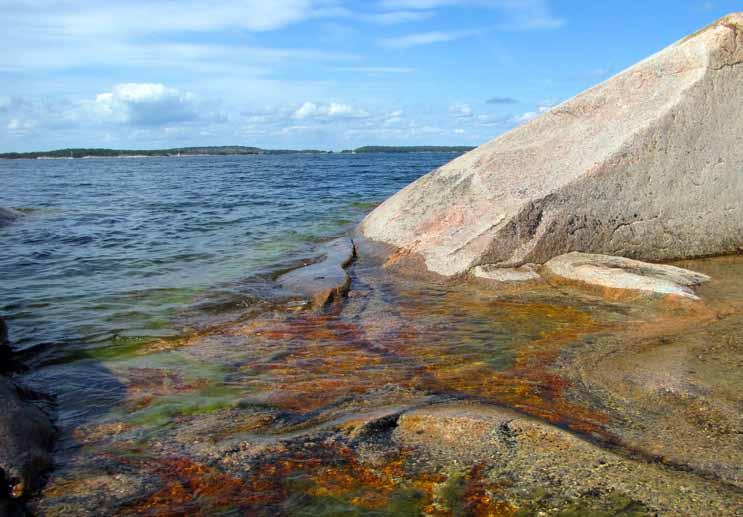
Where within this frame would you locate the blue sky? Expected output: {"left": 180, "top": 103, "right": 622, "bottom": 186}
{"left": 1, "top": 0, "right": 740, "bottom": 151}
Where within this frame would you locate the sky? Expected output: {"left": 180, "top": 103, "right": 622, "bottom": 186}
{"left": 1, "top": 0, "right": 740, "bottom": 152}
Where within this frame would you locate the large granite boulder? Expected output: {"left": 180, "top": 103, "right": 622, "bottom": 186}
{"left": 361, "top": 14, "right": 743, "bottom": 277}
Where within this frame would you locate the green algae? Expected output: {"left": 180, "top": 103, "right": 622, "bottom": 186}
{"left": 124, "top": 384, "right": 239, "bottom": 427}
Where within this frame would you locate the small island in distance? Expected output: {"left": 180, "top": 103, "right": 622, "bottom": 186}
{"left": 0, "top": 145, "right": 475, "bottom": 160}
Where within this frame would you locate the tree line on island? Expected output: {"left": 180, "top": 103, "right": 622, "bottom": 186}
{"left": 0, "top": 145, "right": 475, "bottom": 159}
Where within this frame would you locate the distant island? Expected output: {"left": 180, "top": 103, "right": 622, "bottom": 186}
{"left": 343, "top": 146, "right": 475, "bottom": 153}
{"left": 0, "top": 145, "right": 475, "bottom": 159}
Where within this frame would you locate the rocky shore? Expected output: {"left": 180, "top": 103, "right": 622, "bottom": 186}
{"left": 17, "top": 246, "right": 743, "bottom": 515}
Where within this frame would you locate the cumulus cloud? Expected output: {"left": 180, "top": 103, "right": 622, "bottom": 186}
{"left": 292, "top": 102, "right": 370, "bottom": 121}
{"left": 88, "top": 83, "right": 200, "bottom": 126}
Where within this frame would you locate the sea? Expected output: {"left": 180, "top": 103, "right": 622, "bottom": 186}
{"left": 0, "top": 153, "right": 453, "bottom": 353}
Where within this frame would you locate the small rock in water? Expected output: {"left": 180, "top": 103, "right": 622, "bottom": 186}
{"left": 542, "top": 252, "right": 711, "bottom": 299}
{"left": 277, "top": 237, "right": 356, "bottom": 308}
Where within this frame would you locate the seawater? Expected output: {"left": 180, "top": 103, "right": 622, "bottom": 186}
{"left": 0, "top": 153, "right": 453, "bottom": 352}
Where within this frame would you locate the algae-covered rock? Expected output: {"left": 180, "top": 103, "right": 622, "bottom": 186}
{"left": 361, "top": 14, "right": 743, "bottom": 276}
{"left": 392, "top": 402, "right": 742, "bottom": 514}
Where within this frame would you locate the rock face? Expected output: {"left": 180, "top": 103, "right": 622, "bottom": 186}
{"left": 277, "top": 238, "right": 356, "bottom": 308}
{"left": 542, "top": 252, "right": 711, "bottom": 299}
{"left": 360, "top": 14, "right": 743, "bottom": 277}
{"left": 0, "top": 318, "right": 55, "bottom": 502}
{"left": 0, "top": 378, "right": 55, "bottom": 500}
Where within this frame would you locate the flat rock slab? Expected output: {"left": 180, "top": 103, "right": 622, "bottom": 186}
{"left": 472, "top": 264, "right": 542, "bottom": 283}
{"left": 277, "top": 238, "right": 356, "bottom": 308}
{"left": 0, "top": 377, "right": 54, "bottom": 500}
{"left": 543, "top": 252, "right": 711, "bottom": 299}
{"left": 391, "top": 402, "right": 741, "bottom": 514}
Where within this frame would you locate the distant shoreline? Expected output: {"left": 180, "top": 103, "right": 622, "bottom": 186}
{"left": 0, "top": 145, "right": 475, "bottom": 160}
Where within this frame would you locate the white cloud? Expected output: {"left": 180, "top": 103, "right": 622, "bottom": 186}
{"left": 87, "top": 83, "right": 201, "bottom": 126}
{"left": 449, "top": 103, "right": 474, "bottom": 118}
{"left": 379, "top": 30, "right": 478, "bottom": 49}
{"left": 6, "top": 118, "right": 37, "bottom": 135}
{"left": 9, "top": 0, "right": 345, "bottom": 37}
{"left": 292, "top": 102, "right": 370, "bottom": 120}
{"left": 362, "top": 10, "right": 436, "bottom": 24}
{"left": 333, "top": 66, "right": 415, "bottom": 74}
{"left": 377, "top": 0, "right": 564, "bottom": 30}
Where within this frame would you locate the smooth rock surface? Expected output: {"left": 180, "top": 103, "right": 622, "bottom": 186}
{"left": 543, "top": 252, "right": 711, "bottom": 299}
{"left": 277, "top": 237, "right": 356, "bottom": 308}
{"left": 361, "top": 14, "right": 743, "bottom": 277}
{"left": 472, "top": 264, "right": 541, "bottom": 283}
{"left": 0, "top": 377, "right": 54, "bottom": 500}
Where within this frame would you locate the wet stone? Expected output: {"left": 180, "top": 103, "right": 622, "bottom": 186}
{"left": 543, "top": 252, "right": 711, "bottom": 300}
{"left": 277, "top": 237, "right": 356, "bottom": 308}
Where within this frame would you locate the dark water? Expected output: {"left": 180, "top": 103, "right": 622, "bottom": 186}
{"left": 0, "top": 153, "right": 454, "bottom": 353}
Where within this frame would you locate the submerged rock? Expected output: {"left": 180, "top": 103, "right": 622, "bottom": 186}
{"left": 0, "top": 208, "right": 20, "bottom": 227}
{"left": 0, "top": 377, "right": 54, "bottom": 500}
{"left": 361, "top": 14, "right": 743, "bottom": 277}
{"left": 542, "top": 252, "right": 711, "bottom": 299}
{"left": 277, "top": 237, "right": 356, "bottom": 308}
